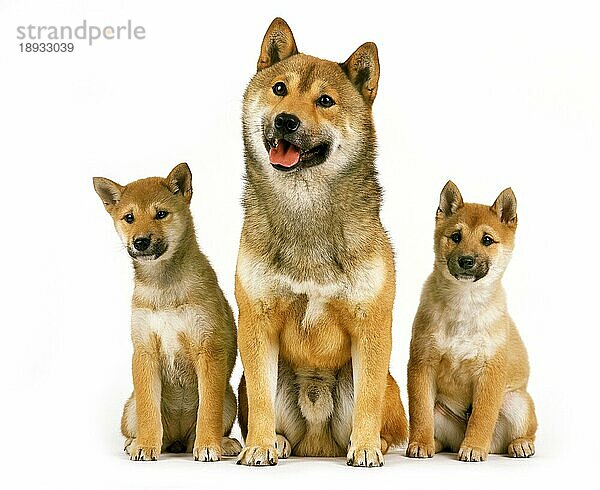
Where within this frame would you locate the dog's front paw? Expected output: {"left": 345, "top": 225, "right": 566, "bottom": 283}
{"left": 236, "top": 445, "right": 278, "bottom": 466}
{"left": 127, "top": 439, "right": 160, "bottom": 461}
{"left": 193, "top": 444, "right": 222, "bottom": 462}
{"left": 508, "top": 438, "right": 535, "bottom": 458}
{"left": 221, "top": 437, "right": 243, "bottom": 457}
{"left": 458, "top": 445, "right": 488, "bottom": 462}
{"left": 406, "top": 440, "right": 434, "bottom": 458}
{"left": 275, "top": 434, "right": 291, "bottom": 459}
{"left": 346, "top": 445, "right": 384, "bottom": 467}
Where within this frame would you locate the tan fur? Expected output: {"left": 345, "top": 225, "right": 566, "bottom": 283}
{"left": 236, "top": 18, "right": 407, "bottom": 467}
{"left": 407, "top": 181, "right": 537, "bottom": 462}
{"left": 94, "top": 163, "right": 241, "bottom": 461}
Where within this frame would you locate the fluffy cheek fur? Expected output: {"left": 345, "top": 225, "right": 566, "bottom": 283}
{"left": 482, "top": 245, "right": 513, "bottom": 283}
{"left": 243, "top": 95, "right": 271, "bottom": 172}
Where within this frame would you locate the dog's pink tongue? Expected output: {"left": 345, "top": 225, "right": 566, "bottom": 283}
{"left": 269, "top": 141, "right": 300, "bottom": 167}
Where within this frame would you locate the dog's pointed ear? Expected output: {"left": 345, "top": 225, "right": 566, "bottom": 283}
{"left": 257, "top": 17, "right": 298, "bottom": 71}
{"left": 491, "top": 188, "right": 517, "bottom": 226}
{"left": 93, "top": 177, "right": 123, "bottom": 212}
{"left": 166, "top": 163, "right": 193, "bottom": 202}
{"left": 437, "top": 181, "right": 464, "bottom": 219}
{"left": 341, "top": 42, "right": 380, "bottom": 105}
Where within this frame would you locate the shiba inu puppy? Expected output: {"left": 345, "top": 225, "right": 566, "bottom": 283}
{"left": 406, "top": 181, "right": 537, "bottom": 462}
{"left": 235, "top": 18, "right": 408, "bottom": 467}
{"left": 93, "top": 163, "right": 241, "bottom": 461}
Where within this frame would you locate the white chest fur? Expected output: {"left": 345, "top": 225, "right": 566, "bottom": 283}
{"left": 434, "top": 322, "right": 505, "bottom": 363}
{"left": 237, "top": 254, "right": 387, "bottom": 326}
{"left": 131, "top": 306, "right": 207, "bottom": 368}
{"left": 432, "top": 286, "right": 506, "bottom": 362}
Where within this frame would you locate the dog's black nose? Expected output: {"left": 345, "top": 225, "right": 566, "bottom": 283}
{"left": 133, "top": 237, "right": 151, "bottom": 251}
{"left": 274, "top": 113, "right": 300, "bottom": 133}
{"left": 458, "top": 256, "right": 475, "bottom": 270}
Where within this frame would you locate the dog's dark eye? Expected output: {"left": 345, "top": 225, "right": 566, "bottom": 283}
{"left": 155, "top": 210, "right": 169, "bottom": 220}
{"left": 450, "top": 231, "right": 461, "bottom": 243}
{"left": 272, "top": 82, "right": 287, "bottom": 96}
{"left": 481, "top": 235, "right": 495, "bottom": 247}
{"left": 123, "top": 213, "right": 134, "bottom": 224}
{"left": 317, "top": 94, "right": 335, "bottom": 108}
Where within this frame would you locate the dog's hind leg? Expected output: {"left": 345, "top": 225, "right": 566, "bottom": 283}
{"left": 221, "top": 383, "right": 242, "bottom": 456}
{"left": 274, "top": 360, "right": 307, "bottom": 457}
{"left": 222, "top": 436, "right": 243, "bottom": 457}
{"left": 331, "top": 362, "right": 354, "bottom": 453}
{"left": 433, "top": 403, "right": 465, "bottom": 453}
{"left": 380, "top": 373, "right": 408, "bottom": 453}
{"left": 491, "top": 390, "right": 536, "bottom": 457}
{"left": 275, "top": 434, "right": 292, "bottom": 458}
{"left": 121, "top": 394, "right": 137, "bottom": 455}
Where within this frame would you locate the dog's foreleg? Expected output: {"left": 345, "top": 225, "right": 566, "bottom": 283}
{"left": 193, "top": 351, "right": 226, "bottom": 462}
{"left": 236, "top": 305, "right": 280, "bottom": 466}
{"left": 130, "top": 349, "right": 162, "bottom": 461}
{"left": 406, "top": 356, "right": 436, "bottom": 458}
{"left": 346, "top": 311, "right": 391, "bottom": 467}
{"left": 458, "top": 355, "right": 506, "bottom": 462}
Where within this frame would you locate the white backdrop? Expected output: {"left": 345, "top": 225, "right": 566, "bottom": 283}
{"left": 1, "top": 1, "right": 598, "bottom": 488}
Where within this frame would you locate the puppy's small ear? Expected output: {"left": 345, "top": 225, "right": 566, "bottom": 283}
{"left": 257, "top": 17, "right": 298, "bottom": 71}
{"left": 437, "top": 180, "right": 464, "bottom": 219}
{"left": 93, "top": 177, "right": 123, "bottom": 212}
{"left": 341, "top": 42, "right": 380, "bottom": 104}
{"left": 491, "top": 188, "right": 517, "bottom": 226}
{"left": 166, "top": 163, "right": 193, "bottom": 202}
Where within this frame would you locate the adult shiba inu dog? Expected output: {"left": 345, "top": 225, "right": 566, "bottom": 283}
{"left": 406, "top": 181, "right": 537, "bottom": 462}
{"left": 235, "top": 18, "right": 407, "bottom": 467}
{"left": 93, "top": 163, "right": 241, "bottom": 461}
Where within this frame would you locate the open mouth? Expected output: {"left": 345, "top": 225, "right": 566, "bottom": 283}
{"left": 266, "top": 138, "right": 329, "bottom": 172}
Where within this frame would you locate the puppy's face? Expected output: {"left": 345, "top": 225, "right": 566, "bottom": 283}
{"left": 243, "top": 18, "right": 380, "bottom": 179}
{"left": 434, "top": 182, "right": 518, "bottom": 283}
{"left": 94, "top": 163, "right": 193, "bottom": 263}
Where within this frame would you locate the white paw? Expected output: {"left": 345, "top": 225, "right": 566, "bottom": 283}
{"left": 508, "top": 439, "right": 535, "bottom": 458}
{"left": 406, "top": 441, "right": 434, "bottom": 458}
{"left": 346, "top": 445, "right": 384, "bottom": 467}
{"left": 236, "top": 445, "right": 278, "bottom": 466}
{"left": 126, "top": 439, "right": 160, "bottom": 461}
{"left": 458, "top": 445, "right": 488, "bottom": 462}
{"left": 193, "top": 444, "right": 221, "bottom": 462}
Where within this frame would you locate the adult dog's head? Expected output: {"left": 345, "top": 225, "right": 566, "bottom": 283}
{"left": 243, "top": 18, "right": 380, "bottom": 182}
